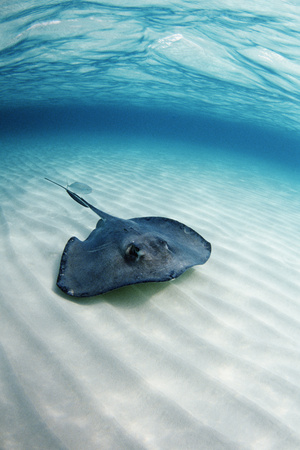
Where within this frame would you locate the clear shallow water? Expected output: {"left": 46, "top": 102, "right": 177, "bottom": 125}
{"left": 1, "top": 0, "right": 300, "bottom": 133}
{"left": 1, "top": 1, "right": 300, "bottom": 449}
{"left": 0, "top": 133, "right": 300, "bottom": 449}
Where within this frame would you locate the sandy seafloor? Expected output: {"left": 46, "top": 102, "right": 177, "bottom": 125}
{"left": 1, "top": 131, "right": 300, "bottom": 450}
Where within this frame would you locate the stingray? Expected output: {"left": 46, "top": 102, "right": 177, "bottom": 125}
{"left": 45, "top": 178, "right": 211, "bottom": 297}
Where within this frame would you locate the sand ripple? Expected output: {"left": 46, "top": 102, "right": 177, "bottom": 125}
{"left": 1, "top": 134, "right": 300, "bottom": 449}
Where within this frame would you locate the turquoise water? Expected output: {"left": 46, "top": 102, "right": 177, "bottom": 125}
{"left": 1, "top": 2, "right": 300, "bottom": 449}
{"left": 1, "top": 0, "right": 300, "bottom": 138}
{"left": 1, "top": 0, "right": 300, "bottom": 170}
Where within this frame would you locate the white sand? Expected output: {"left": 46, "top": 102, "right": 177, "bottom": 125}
{"left": 1, "top": 133, "right": 300, "bottom": 449}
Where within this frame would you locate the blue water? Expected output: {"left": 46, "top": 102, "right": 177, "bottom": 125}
{"left": 1, "top": 0, "right": 300, "bottom": 160}
{"left": 1, "top": 2, "right": 300, "bottom": 449}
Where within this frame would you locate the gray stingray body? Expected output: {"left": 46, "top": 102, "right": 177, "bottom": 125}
{"left": 45, "top": 178, "right": 211, "bottom": 297}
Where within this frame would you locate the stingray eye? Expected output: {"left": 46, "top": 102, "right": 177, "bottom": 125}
{"left": 160, "top": 239, "right": 168, "bottom": 249}
{"left": 152, "top": 238, "right": 169, "bottom": 250}
{"left": 125, "top": 243, "right": 141, "bottom": 261}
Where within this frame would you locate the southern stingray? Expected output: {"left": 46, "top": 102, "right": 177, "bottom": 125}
{"left": 45, "top": 178, "right": 211, "bottom": 297}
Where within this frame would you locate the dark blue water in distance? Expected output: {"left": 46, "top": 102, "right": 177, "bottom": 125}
{"left": 1, "top": 0, "right": 300, "bottom": 168}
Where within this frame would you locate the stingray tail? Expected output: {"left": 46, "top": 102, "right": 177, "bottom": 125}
{"left": 44, "top": 177, "right": 66, "bottom": 190}
{"left": 65, "top": 190, "right": 90, "bottom": 208}
{"left": 44, "top": 177, "right": 112, "bottom": 220}
{"left": 45, "top": 177, "right": 89, "bottom": 208}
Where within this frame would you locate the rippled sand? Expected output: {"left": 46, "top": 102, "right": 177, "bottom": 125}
{"left": 1, "top": 133, "right": 300, "bottom": 449}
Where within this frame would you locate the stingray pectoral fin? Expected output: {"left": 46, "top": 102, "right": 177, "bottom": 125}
{"left": 57, "top": 236, "right": 119, "bottom": 297}
{"left": 132, "top": 217, "right": 212, "bottom": 266}
{"left": 56, "top": 236, "right": 103, "bottom": 297}
{"left": 57, "top": 236, "right": 83, "bottom": 296}
{"left": 56, "top": 234, "right": 134, "bottom": 297}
